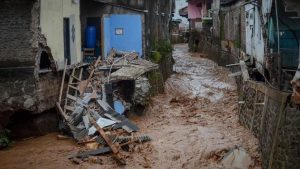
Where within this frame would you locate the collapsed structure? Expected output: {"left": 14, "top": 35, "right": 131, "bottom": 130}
{"left": 55, "top": 51, "right": 157, "bottom": 164}
{"left": 0, "top": 0, "right": 175, "bottom": 134}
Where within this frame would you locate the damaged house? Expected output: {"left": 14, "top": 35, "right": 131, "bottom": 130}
{"left": 0, "top": 0, "right": 82, "bottom": 129}
{"left": 0, "top": 0, "right": 175, "bottom": 136}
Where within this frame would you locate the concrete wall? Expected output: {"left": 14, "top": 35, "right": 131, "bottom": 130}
{"left": 245, "top": 4, "right": 264, "bottom": 72}
{"left": 103, "top": 14, "right": 142, "bottom": 57}
{"left": 40, "top": 0, "right": 82, "bottom": 69}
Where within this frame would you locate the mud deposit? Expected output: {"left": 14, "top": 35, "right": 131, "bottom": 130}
{"left": 0, "top": 44, "right": 261, "bottom": 169}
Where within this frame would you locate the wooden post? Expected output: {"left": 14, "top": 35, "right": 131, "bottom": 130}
{"left": 88, "top": 115, "right": 125, "bottom": 165}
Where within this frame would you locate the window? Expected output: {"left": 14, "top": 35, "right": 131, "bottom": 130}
{"left": 115, "top": 28, "right": 124, "bottom": 35}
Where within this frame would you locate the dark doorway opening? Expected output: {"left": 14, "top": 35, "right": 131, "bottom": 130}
{"left": 63, "top": 18, "right": 71, "bottom": 65}
{"left": 86, "top": 17, "right": 101, "bottom": 57}
{"left": 39, "top": 51, "right": 51, "bottom": 70}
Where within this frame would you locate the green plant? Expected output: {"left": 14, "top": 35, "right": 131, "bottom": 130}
{"left": 150, "top": 39, "right": 173, "bottom": 63}
{"left": 234, "top": 40, "right": 241, "bottom": 48}
{"left": 150, "top": 51, "right": 162, "bottom": 63}
{"left": 0, "top": 129, "right": 12, "bottom": 149}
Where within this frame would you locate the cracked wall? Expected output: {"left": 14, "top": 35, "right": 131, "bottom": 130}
{"left": 0, "top": 0, "right": 61, "bottom": 129}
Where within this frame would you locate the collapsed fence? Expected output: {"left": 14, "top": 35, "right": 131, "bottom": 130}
{"left": 239, "top": 80, "right": 300, "bottom": 169}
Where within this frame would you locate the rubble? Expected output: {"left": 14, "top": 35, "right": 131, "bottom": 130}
{"left": 56, "top": 50, "right": 157, "bottom": 165}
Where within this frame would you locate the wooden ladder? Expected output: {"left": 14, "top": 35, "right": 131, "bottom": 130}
{"left": 64, "top": 67, "right": 83, "bottom": 114}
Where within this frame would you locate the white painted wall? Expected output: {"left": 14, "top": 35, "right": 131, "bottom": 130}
{"left": 40, "top": 0, "right": 82, "bottom": 70}
{"left": 245, "top": 4, "right": 265, "bottom": 73}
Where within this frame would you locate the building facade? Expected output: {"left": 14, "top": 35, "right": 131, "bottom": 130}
{"left": 0, "top": 0, "right": 175, "bottom": 129}
{"left": 0, "top": 0, "right": 82, "bottom": 128}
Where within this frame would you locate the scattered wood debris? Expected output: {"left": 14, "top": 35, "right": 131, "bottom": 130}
{"left": 56, "top": 50, "right": 157, "bottom": 165}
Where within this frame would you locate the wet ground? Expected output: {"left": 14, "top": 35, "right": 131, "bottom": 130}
{"left": 0, "top": 44, "right": 261, "bottom": 169}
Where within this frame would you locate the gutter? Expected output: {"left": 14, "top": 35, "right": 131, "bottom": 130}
{"left": 93, "top": 0, "right": 148, "bottom": 13}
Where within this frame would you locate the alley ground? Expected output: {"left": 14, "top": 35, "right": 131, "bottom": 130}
{"left": 0, "top": 44, "right": 261, "bottom": 169}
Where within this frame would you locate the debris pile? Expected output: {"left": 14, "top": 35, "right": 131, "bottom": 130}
{"left": 56, "top": 50, "right": 158, "bottom": 165}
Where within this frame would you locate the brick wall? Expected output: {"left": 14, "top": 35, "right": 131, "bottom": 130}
{"left": 0, "top": 0, "right": 36, "bottom": 68}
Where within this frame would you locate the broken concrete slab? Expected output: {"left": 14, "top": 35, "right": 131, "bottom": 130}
{"left": 109, "top": 59, "right": 158, "bottom": 82}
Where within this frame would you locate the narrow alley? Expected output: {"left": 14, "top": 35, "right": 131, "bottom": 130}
{"left": 2, "top": 0, "right": 300, "bottom": 168}
{"left": 0, "top": 44, "right": 261, "bottom": 169}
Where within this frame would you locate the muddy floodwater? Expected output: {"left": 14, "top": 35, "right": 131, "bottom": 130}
{"left": 0, "top": 44, "right": 261, "bottom": 169}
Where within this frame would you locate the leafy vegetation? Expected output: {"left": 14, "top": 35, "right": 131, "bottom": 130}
{"left": 0, "top": 129, "right": 12, "bottom": 149}
{"left": 150, "top": 39, "right": 172, "bottom": 63}
{"left": 148, "top": 39, "right": 172, "bottom": 94}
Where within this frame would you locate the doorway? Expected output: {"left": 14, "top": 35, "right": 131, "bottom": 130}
{"left": 86, "top": 17, "right": 102, "bottom": 57}
{"left": 63, "top": 18, "right": 71, "bottom": 65}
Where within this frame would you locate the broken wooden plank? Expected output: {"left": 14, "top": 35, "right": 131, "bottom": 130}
{"left": 89, "top": 116, "right": 125, "bottom": 165}
{"left": 65, "top": 105, "right": 75, "bottom": 112}
{"left": 68, "top": 84, "right": 79, "bottom": 91}
{"left": 88, "top": 116, "right": 119, "bottom": 154}
{"left": 67, "top": 94, "right": 78, "bottom": 101}
{"left": 56, "top": 102, "right": 69, "bottom": 121}
{"left": 226, "top": 63, "right": 241, "bottom": 67}
{"left": 72, "top": 75, "right": 81, "bottom": 81}
{"left": 228, "top": 71, "right": 242, "bottom": 77}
